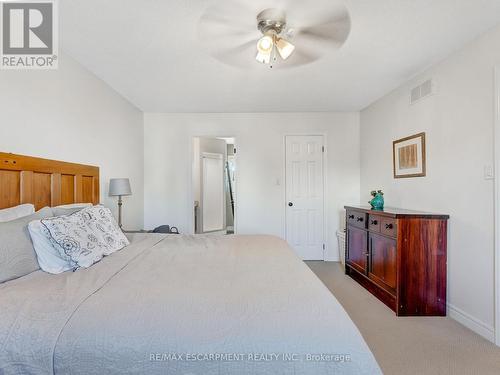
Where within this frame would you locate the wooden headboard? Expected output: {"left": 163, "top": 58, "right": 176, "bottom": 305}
{"left": 0, "top": 152, "right": 99, "bottom": 211}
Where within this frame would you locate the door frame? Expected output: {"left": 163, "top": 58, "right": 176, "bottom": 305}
{"left": 188, "top": 135, "right": 238, "bottom": 235}
{"left": 494, "top": 66, "right": 500, "bottom": 346}
{"left": 283, "top": 133, "right": 327, "bottom": 260}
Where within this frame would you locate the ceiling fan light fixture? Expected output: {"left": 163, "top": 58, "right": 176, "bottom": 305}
{"left": 256, "top": 50, "right": 272, "bottom": 64}
{"left": 275, "top": 37, "right": 295, "bottom": 60}
{"left": 255, "top": 8, "right": 295, "bottom": 66}
{"left": 256, "top": 35, "right": 273, "bottom": 53}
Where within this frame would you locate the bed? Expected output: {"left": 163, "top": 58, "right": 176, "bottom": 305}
{"left": 0, "top": 153, "right": 381, "bottom": 374}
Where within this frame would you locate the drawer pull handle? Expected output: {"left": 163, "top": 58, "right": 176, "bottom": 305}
{"left": 370, "top": 220, "right": 378, "bottom": 225}
{"left": 356, "top": 217, "right": 364, "bottom": 222}
{"left": 348, "top": 214, "right": 354, "bottom": 219}
{"left": 385, "top": 223, "right": 393, "bottom": 229}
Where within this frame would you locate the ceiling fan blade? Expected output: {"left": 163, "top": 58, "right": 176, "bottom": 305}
{"left": 203, "top": 35, "right": 257, "bottom": 56}
{"left": 199, "top": 0, "right": 259, "bottom": 31}
{"left": 199, "top": 15, "right": 255, "bottom": 39}
{"left": 198, "top": 0, "right": 260, "bottom": 51}
{"left": 200, "top": 11, "right": 255, "bottom": 32}
{"left": 284, "top": 0, "right": 349, "bottom": 28}
{"left": 296, "top": 15, "right": 351, "bottom": 47}
{"left": 210, "top": 39, "right": 258, "bottom": 68}
{"left": 288, "top": 49, "right": 320, "bottom": 66}
{"left": 231, "top": 39, "right": 258, "bottom": 54}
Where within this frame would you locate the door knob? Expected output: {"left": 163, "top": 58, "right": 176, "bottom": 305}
{"left": 288, "top": 202, "right": 293, "bottom": 207}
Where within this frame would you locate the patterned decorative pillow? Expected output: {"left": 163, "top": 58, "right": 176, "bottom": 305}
{"left": 40, "top": 205, "right": 130, "bottom": 269}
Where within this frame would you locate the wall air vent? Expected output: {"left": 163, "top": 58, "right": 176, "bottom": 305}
{"left": 410, "top": 79, "right": 435, "bottom": 105}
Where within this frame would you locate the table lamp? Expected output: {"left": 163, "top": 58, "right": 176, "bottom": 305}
{"left": 109, "top": 178, "right": 132, "bottom": 228}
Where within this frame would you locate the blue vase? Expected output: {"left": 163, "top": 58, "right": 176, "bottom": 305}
{"left": 369, "top": 194, "right": 384, "bottom": 210}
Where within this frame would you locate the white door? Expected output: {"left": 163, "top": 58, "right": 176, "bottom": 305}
{"left": 202, "top": 152, "right": 225, "bottom": 232}
{"left": 285, "top": 135, "right": 325, "bottom": 260}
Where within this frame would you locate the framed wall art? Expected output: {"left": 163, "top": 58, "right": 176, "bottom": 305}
{"left": 393, "top": 132, "right": 426, "bottom": 178}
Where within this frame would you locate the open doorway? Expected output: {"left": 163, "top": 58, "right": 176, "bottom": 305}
{"left": 192, "top": 136, "right": 236, "bottom": 235}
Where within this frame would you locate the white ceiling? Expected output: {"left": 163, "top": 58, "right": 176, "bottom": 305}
{"left": 61, "top": 0, "right": 500, "bottom": 113}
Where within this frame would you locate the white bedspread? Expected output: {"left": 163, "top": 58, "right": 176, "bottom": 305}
{"left": 0, "top": 234, "right": 381, "bottom": 374}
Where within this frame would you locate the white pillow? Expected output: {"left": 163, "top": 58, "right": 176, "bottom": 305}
{"left": 28, "top": 220, "right": 75, "bottom": 274}
{"left": 41, "top": 205, "right": 130, "bottom": 269}
{"left": 0, "top": 204, "right": 35, "bottom": 223}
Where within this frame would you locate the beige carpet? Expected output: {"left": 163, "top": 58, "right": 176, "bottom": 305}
{"left": 306, "top": 261, "right": 500, "bottom": 375}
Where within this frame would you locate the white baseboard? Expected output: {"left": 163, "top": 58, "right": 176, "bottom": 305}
{"left": 324, "top": 254, "right": 339, "bottom": 262}
{"left": 447, "top": 303, "right": 495, "bottom": 342}
{"left": 323, "top": 259, "right": 340, "bottom": 263}
{"left": 204, "top": 230, "right": 227, "bottom": 236}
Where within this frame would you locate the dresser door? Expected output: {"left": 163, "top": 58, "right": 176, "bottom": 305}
{"left": 347, "top": 226, "right": 368, "bottom": 274}
{"left": 368, "top": 233, "right": 397, "bottom": 293}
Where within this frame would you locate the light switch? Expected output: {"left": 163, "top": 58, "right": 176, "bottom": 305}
{"left": 484, "top": 164, "right": 494, "bottom": 180}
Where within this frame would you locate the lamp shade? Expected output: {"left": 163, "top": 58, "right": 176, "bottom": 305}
{"left": 276, "top": 37, "right": 295, "bottom": 60}
{"left": 109, "top": 178, "right": 132, "bottom": 196}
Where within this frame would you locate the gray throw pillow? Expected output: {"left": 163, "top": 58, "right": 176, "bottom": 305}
{"left": 0, "top": 206, "right": 53, "bottom": 283}
{"left": 52, "top": 203, "right": 92, "bottom": 217}
{"left": 53, "top": 207, "right": 84, "bottom": 216}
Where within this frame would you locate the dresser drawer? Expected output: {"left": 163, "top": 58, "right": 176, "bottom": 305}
{"left": 347, "top": 210, "right": 367, "bottom": 229}
{"left": 368, "top": 215, "right": 381, "bottom": 233}
{"left": 380, "top": 217, "right": 397, "bottom": 237}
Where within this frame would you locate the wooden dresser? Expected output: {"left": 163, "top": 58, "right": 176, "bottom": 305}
{"left": 344, "top": 205, "right": 449, "bottom": 316}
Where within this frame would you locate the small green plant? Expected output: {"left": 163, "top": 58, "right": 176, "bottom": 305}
{"left": 370, "top": 190, "right": 384, "bottom": 197}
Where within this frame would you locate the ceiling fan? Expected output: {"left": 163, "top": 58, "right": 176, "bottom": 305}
{"left": 198, "top": 0, "right": 351, "bottom": 69}
{"left": 255, "top": 8, "right": 295, "bottom": 67}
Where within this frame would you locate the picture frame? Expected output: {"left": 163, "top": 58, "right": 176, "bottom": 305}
{"left": 393, "top": 132, "right": 426, "bottom": 178}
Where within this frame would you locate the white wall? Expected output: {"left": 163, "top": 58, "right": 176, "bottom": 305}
{"left": 0, "top": 52, "right": 144, "bottom": 229}
{"left": 360, "top": 24, "right": 500, "bottom": 340}
{"left": 144, "top": 112, "right": 360, "bottom": 260}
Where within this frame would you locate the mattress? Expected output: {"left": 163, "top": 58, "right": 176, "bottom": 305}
{"left": 0, "top": 234, "right": 381, "bottom": 374}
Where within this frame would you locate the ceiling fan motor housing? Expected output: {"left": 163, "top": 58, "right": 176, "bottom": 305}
{"left": 257, "top": 8, "right": 287, "bottom": 35}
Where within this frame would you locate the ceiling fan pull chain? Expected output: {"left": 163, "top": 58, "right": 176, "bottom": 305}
{"left": 270, "top": 44, "right": 277, "bottom": 69}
